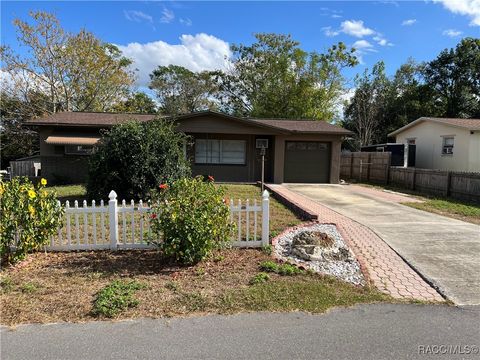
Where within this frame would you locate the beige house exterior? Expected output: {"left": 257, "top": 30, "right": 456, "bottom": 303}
{"left": 27, "top": 111, "right": 352, "bottom": 184}
{"left": 389, "top": 117, "right": 480, "bottom": 172}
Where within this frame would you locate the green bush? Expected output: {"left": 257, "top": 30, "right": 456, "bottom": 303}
{"left": 259, "top": 260, "right": 279, "bottom": 273}
{"left": 149, "top": 176, "right": 233, "bottom": 265}
{"left": 86, "top": 118, "right": 191, "bottom": 200}
{"left": 92, "top": 280, "right": 144, "bottom": 318}
{"left": 250, "top": 272, "right": 270, "bottom": 285}
{"left": 259, "top": 260, "right": 303, "bottom": 276}
{"left": 0, "top": 177, "right": 64, "bottom": 264}
{"left": 277, "top": 263, "right": 303, "bottom": 276}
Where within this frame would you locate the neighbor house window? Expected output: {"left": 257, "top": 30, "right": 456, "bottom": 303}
{"left": 442, "top": 137, "right": 454, "bottom": 155}
{"left": 64, "top": 145, "right": 94, "bottom": 155}
{"left": 195, "top": 139, "right": 246, "bottom": 164}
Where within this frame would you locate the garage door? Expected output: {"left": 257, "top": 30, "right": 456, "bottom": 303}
{"left": 284, "top": 141, "right": 331, "bottom": 183}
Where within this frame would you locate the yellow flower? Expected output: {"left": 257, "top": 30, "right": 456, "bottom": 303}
{"left": 28, "top": 190, "right": 36, "bottom": 199}
{"left": 40, "top": 178, "right": 47, "bottom": 186}
{"left": 0, "top": 185, "right": 4, "bottom": 196}
{"left": 28, "top": 205, "right": 36, "bottom": 215}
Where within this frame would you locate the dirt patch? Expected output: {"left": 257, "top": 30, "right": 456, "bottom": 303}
{"left": 0, "top": 249, "right": 390, "bottom": 326}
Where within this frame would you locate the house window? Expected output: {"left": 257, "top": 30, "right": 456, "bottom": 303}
{"left": 64, "top": 145, "right": 94, "bottom": 155}
{"left": 407, "top": 138, "right": 416, "bottom": 145}
{"left": 442, "top": 137, "right": 454, "bottom": 155}
{"left": 195, "top": 139, "right": 246, "bottom": 165}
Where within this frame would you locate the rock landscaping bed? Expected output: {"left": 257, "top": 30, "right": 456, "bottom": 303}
{"left": 273, "top": 223, "right": 365, "bottom": 285}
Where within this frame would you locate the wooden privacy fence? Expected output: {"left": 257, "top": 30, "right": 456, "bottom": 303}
{"left": 341, "top": 152, "right": 480, "bottom": 202}
{"left": 45, "top": 190, "right": 270, "bottom": 251}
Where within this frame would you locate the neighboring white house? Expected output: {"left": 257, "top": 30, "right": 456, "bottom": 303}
{"left": 388, "top": 117, "right": 480, "bottom": 172}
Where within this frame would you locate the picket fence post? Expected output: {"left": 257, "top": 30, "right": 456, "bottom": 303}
{"left": 108, "top": 190, "right": 119, "bottom": 250}
{"left": 261, "top": 190, "right": 270, "bottom": 246}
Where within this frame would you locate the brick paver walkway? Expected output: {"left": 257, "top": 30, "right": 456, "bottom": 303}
{"left": 267, "top": 184, "right": 444, "bottom": 302}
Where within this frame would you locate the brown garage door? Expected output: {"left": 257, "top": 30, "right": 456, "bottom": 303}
{"left": 284, "top": 141, "right": 331, "bottom": 183}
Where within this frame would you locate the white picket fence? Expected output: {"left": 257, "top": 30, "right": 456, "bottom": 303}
{"left": 45, "top": 190, "right": 270, "bottom": 251}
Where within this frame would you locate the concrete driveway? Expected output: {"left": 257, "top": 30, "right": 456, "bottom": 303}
{"left": 285, "top": 184, "right": 480, "bottom": 306}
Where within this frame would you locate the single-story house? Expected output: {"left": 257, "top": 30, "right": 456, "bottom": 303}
{"left": 388, "top": 117, "right": 480, "bottom": 172}
{"left": 26, "top": 110, "right": 353, "bottom": 184}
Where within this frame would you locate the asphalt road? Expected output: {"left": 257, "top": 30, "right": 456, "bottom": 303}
{"left": 2, "top": 304, "right": 479, "bottom": 360}
{"left": 285, "top": 184, "right": 480, "bottom": 305}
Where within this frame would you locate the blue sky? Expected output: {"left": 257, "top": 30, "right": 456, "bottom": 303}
{"left": 2, "top": 1, "right": 480, "bottom": 90}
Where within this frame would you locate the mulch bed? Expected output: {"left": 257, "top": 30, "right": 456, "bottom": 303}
{"left": 1, "top": 249, "right": 389, "bottom": 326}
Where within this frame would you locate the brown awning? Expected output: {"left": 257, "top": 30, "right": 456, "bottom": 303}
{"left": 45, "top": 135, "right": 100, "bottom": 146}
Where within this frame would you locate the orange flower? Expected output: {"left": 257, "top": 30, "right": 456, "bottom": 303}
{"left": 207, "top": 175, "right": 214, "bottom": 182}
{"left": 159, "top": 184, "right": 168, "bottom": 190}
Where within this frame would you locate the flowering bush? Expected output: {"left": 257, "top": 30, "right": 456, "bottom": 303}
{"left": 149, "top": 176, "right": 233, "bottom": 264}
{"left": 0, "top": 177, "right": 64, "bottom": 264}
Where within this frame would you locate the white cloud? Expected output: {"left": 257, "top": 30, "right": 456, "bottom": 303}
{"left": 180, "top": 18, "right": 192, "bottom": 26}
{"left": 160, "top": 7, "right": 175, "bottom": 23}
{"left": 340, "top": 20, "right": 375, "bottom": 37}
{"left": 434, "top": 0, "right": 480, "bottom": 26}
{"left": 118, "top": 33, "right": 231, "bottom": 86}
{"left": 124, "top": 10, "right": 153, "bottom": 24}
{"left": 402, "top": 19, "right": 417, "bottom": 26}
{"left": 373, "top": 35, "right": 393, "bottom": 46}
{"left": 352, "top": 40, "right": 375, "bottom": 50}
{"left": 442, "top": 28, "right": 464, "bottom": 37}
{"left": 322, "top": 26, "right": 340, "bottom": 37}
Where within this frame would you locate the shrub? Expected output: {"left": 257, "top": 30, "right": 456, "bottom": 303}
{"left": 250, "top": 272, "right": 270, "bottom": 285}
{"left": 261, "top": 245, "right": 273, "bottom": 256}
{"left": 277, "top": 263, "right": 303, "bottom": 276}
{"left": 0, "top": 177, "right": 64, "bottom": 264}
{"left": 149, "top": 176, "right": 233, "bottom": 265}
{"left": 92, "top": 280, "right": 144, "bottom": 318}
{"left": 259, "top": 260, "right": 279, "bottom": 273}
{"left": 259, "top": 260, "right": 303, "bottom": 276}
{"left": 86, "top": 118, "right": 191, "bottom": 200}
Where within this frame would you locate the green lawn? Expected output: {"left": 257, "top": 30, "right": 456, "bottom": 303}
{"left": 46, "top": 184, "right": 86, "bottom": 202}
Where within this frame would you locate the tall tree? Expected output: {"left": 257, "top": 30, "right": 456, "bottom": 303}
{"left": 149, "top": 65, "right": 218, "bottom": 115}
{"left": 0, "top": 91, "right": 41, "bottom": 167}
{"left": 423, "top": 37, "right": 480, "bottom": 118}
{"left": 109, "top": 92, "right": 157, "bottom": 114}
{"left": 211, "top": 33, "right": 358, "bottom": 120}
{"left": 343, "top": 61, "right": 389, "bottom": 148}
{"left": 0, "top": 11, "right": 134, "bottom": 116}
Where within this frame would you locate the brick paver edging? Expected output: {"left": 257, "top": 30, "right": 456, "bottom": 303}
{"left": 265, "top": 184, "right": 444, "bottom": 302}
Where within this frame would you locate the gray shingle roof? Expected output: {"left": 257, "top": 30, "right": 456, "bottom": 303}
{"left": 26, "top": 110, "right": 353, "bottom": 135}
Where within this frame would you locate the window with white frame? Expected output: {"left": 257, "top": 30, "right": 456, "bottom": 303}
{"left": 442, "top": 136, "right": 454, "bottom": 155}
{"left": 195, "top": 139, "right": 246, "bottom": 164}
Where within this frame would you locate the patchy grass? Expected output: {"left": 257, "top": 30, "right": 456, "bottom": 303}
{"left": 403, "top": 199, "right": 480, "bottom": 225}
{"left": 355, "top": 183, "right": 480, "bottom": 225}
{"left": 249, "top": 272, "right": 270, "bottom": 285}
{"left": 0, "top": 250, "right": 391, "bottom": 326}
{"left": 46, "top": 184, "right": 86, "bottom": 203}
{"left": 92, "top": 280, "right": 145, "bottom": 318}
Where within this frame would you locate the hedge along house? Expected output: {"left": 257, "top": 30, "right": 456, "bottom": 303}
{"left": 26, "top": 110, "right": 352, "bottom": 184}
